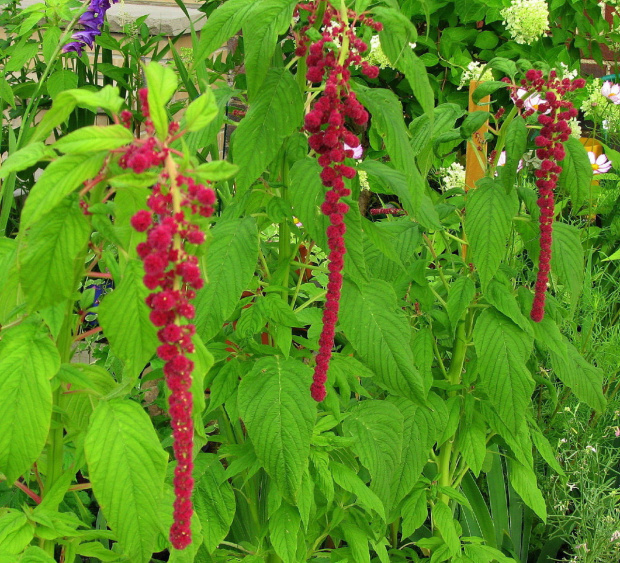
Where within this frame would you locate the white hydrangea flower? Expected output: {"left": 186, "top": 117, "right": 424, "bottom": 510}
{"left": 366, "top": 35, "right": 392, "bottom": 69}
{"left": 556, "top": 62, "right": 578, "bottom": 80}
{"left": 500, "top": 0, "right": 550, "bottom": 44}
{"left": 458, "top": 61, "right": 494, "bottom": 89}
{"left": 438, "top": 162, "right": 466, "bottom": 191}
{"left": 358, "top": 169, "right": 370, "bottom": 190}
{"left": 568, "top": 117, "right": 582, "bottom": 139}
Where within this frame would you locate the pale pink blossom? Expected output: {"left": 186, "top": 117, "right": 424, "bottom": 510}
{"left": 514, "top": 88, "right": 548, "bottom": 113}
{"left": 601, "top": 81, "right": 620, "bottom": 105}
{"left": 344, "top": 142, "right": 363, "bottom": 160}
{"left": 588, "top": 152, "right": 612, "bottom": 174}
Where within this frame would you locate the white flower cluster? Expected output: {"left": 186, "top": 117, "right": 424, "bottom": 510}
{"left": 500, "top": 0, "right": 550, "bottom": 44}
{"left": 568, "top": 117, "right": 582, "bottom": 139}
{"left": 582, "top": 78, "right": 620, "bottom": 136}
{"left": 556, "top": 62, "right": 578, "bottom": 80}
{"left": 458, "top": 61, "right": 494, "bottom": 89}
{"left": 438, "top": 162, "right": 466, "bottom": 191}
{"left": 366, "top": 35, "right": 392, "bottom": 69}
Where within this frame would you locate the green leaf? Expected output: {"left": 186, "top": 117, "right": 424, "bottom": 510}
{"left": 0, "top": 511, "right": 34, "bottom": 555}
{"left": 375, "top": 8, "right": 433, "bottom": 118}
{"left": 76, "top": 542, "right": 123, "bottom": 561}
{"left": 340, "top": 278, "right": 426, "bottom": 403}
{"left": 192, "top": 0, "right": 256, "bottom": 66}
{"left": 185, "top": 88, "right": 218, "bottom": 132}
{"left": 465, "top": 178, "right": 518, "bottom": 289}
{"left": 387, "top": 397, "right": 433, "bottom": 505}
{"left": 19, "top": 199, "right": 90, "bottom": 311}
{"left": 549, "top": 339, "right": 606, "bottom": 412}
{"left": 31, "top": 86, "right": 124, "bottom": 143}
{"left": 237, "top": 357, "right": 316, "bottom": 502}
{"left": 343, "top": 400, "right": 403, "bottom": 513}
{"left": 473, "top": 308, "right": 533, "bottom": 435}
{"left": 0, "top": 323, "right": 59, "bottom": 483}
{"left": 46, "top": 69, "right": 79, "bottom": 99}
{"left": 551, "top": 222, "right": 583, "bottom": 308}
{"left": 144, "top": 62, "right": 178, "bottom": 140}
{"left": 432, "top": 502, "right": 461, "bottom": 556}
{"left": 269, "top": 503, "right": 300, "bottom": 563}
{"left": 447, "top": 276, "right": 476, "bottom": 334}
{"left": 0, "top": 74, "right": 16, "bottom": 108}
{"left": 206, "top": 359, "right": 241, "bottom": 414}
{"left": 507, "top": 459, "right": 546, "bottom": 522}
{"left": 84, "top": 399, "right": 167, "bottom": 563}
{"left": 558, "top": 137, "right": 592, "bottom": 204}
{"left": 193, "top": 454, "right": 236, "bottom": 553}
{"left": 499, "top": 116, "right": 527, "bottom": 192}
{"left": 194, "top": 217, "right": 259, "bottom": 342}
{"left": 401, "top": 488, "right": 428, "bottom": 538}
{"left": 0, "top": 142, "right": 54, "bottom": 179}
{"left": 98, "top": 260, "right": 159, "bottom": 372}
{"left": 330, "top": 461, "right": 385, "bottom": 520}
{"left": 232, "top": 68, "right": 303, "bottom": 193}
{"left": 485, "top": 280, "right": 532, "bottom": 335}
{"left": 243, "top": 0, "right": 297, "bottom": 100}
{"left": 460, "top": 111, "right": 491, "bottom": 138}
{"left": 472, "top": 80, "right": 507, "bottom": 104}
{"left": 342, "top": 524, "right": 371, "bottom": 563}
{"left": 193, "top": 160, "right": 239, "bottom": 183}
{"left": 21, "top": 151, "right": 107, "bottom": 228}
{"left": 53, "top": 125, "right": 133, "bottom": 154}
{"left": 455, "top": 410, "right": 487, "bottom": 477}
{"left": 356, "top": 86, "right": 438, "bottom": 227}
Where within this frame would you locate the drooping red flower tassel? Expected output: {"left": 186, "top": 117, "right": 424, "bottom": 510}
{"left": 506, "top": 70, "right": 584, "bottom": 322}
{"left": 127, "top": 93, "right": 216, "bottom": 548}
{"left": 297, "top": 2, "right": 380, "bottom": 400}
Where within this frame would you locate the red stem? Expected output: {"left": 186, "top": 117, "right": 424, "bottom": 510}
{"left": 14, "top": 480, "right": 41, "bottom": 504}
{"left": 73, "top": 326, "right": 102, "bottom": 342}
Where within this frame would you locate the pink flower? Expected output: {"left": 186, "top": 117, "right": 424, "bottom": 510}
{"left": 514, "top": 88, "right": 548, "bottom": 113}
{"left": 344, "top": 142, "right": 363, "bottom": 159}
{"left": 601, "top": 81, "right": 620, "bottom": 105}
{"left": 588, "top": 152, "right": 612, "bottom": 174}
{"left": 496, "top": 151, "right": 524, "bottom": 172}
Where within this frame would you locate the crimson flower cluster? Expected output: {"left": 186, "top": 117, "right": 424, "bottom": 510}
{"left": 126, "top": 92, "right": 216, "bottom": 550}
{"left": 296, "top": 2, "right": 380, "bottom": 401}
{"left": 506, "top": 69, "right": 584, "bottom": 321}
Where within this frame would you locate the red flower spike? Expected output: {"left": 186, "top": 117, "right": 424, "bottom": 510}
{"left": 126, "top": 91, "right": 216, "bottom": 550}
{"left": 509, "top": 72, "right": 585, "bottom": 321}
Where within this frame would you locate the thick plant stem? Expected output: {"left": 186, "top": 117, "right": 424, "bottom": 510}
{"left": 437, "top": 320, "right": 468, "bottom": 505}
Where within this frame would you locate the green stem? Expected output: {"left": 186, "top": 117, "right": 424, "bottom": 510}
{"left": 279, "top": 162, "right": 291, "bottom": 303}
{"left": 437, "top": 320, "right": 468, "bottom": 504}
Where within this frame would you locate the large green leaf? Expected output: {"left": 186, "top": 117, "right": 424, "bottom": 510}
{"left": 386, "top": 397, "right": 432, "bottom": 506}
{"left": 508, "top": 459, "right": 546, "bottom": 522}
{"left": 499, "top": 116, "right": 527, "bottom": 193}
{"left": 0, "top": 511, "right": 34, "bottom": 555}
{"left": 53, "top": 125, "right": 133, "bottom": 154}
{"left": 549, "top": 339, "right": 606, "bottom": 412}
{"left": 18, "top": 199, "right": 90, "bottom": 311}
{"left": 243, "top": 0, "right": 297, "bottom": 100}
{"left": 340, "top": 278, "right": 426, "bottom": 403}
{"left": 194, "top": 217, "right": 258, "bottom": 342}
{"left": 432, "top": 502, "right": 461, "bottom": 557}
{"left": 465, "top": 178, "right": 518, "bottom": 289}
{"left": 343, "top": 400, "right": 403, "bottom": 513}
{"left": 232, "top": 68, "right": 303, "bottom": 193}
{"left": 356, "top": 86, "right": 437, "bottom": 226}
{"left": 193, "top": 454, "right": 236, "bottom": 553}
{"left": 144, "top": 62, "right": 178, "bottom": 140}
{"left": 447, "top": 276, "right": 476, "bottom": 334}
{"left": 558, "top": 137, "right": 592, "bottom": 204}
{"left": 237, "top": 357, "right": 316, "bottom": 502}
{"left": 84, "top": 399, "right": 167, "bottom": 563}
{"left": 21, "top": 152, "right": 107, "bottom": 228}
{"left": 269, "top": 503, "right": 301, "bottom": 563}
{"left": 330, "top": 461, "right": 385, "bottom": 520}
{"left": 0, "top": 323, "right": 59, "bottom": 482}
{"left": 192, "top": 0, "right": 256, "bottom": 66}
{"left": 98, "top": 260, "right": 159, "bottom": 372}
{"left": 473, "top": 308, "right": 533, "bottom": 436}
{"left": 0, "top": 142, "right": 55, "bottom": 179}
{"left": 550, "top": 222, "right": 583, "bottom": 308}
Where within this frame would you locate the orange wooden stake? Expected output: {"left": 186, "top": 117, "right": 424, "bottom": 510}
{"left": 464, "top": 80, "right": 490, "bottom": 192}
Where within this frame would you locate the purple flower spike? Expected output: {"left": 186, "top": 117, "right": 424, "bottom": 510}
{"left": 62, "top": 0, "right": 118, "bottom": 55}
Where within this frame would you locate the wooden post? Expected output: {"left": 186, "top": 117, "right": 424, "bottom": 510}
{"left": 464, "top": 80, "right": 490, "bottom": 191}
